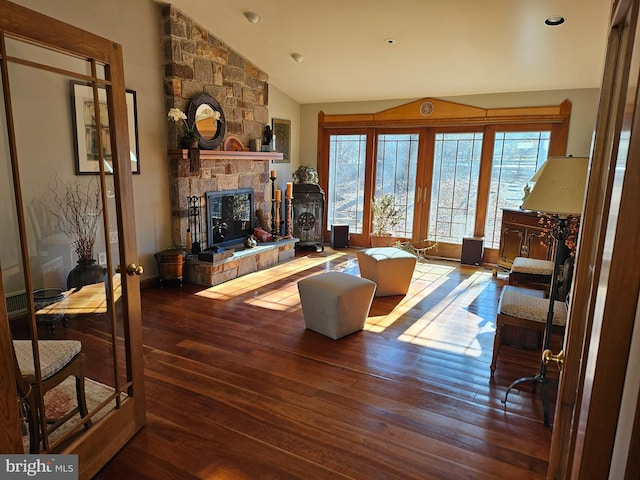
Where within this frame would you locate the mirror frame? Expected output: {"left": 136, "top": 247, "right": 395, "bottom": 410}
{"left": 187, "top": 93, "right": 226, "bottom": 149}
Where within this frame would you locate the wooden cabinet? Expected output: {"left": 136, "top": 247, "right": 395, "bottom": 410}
{"left": 497, "top": 209, "right": 555, "bottom": 270}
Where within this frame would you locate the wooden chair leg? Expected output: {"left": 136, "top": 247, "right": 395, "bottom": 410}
{"left": 491, "top": 320, "right": 503, "bottom": 373}
{"left": 75, "top": 375, "right": 91, "bottom": 429}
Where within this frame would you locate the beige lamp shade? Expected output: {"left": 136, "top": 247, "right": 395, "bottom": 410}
{"left": 522, "top": 156, "right": 589, "bottom": 216}
{"left": 529, "top": 159, "right": 548, "bottom": 182}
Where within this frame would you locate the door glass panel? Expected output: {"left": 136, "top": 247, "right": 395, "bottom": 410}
{"left": 428, "top": 132, "right": 482, "bottom": 243}
{"left": 5, "top": 37, "right": 95, "bottom": 79}
{"left": 327, "top": 134, "right": 367, "bottom": 234}
{"left": 375, "top": 133, "right": 418, "bottom": 238}
{"left": 484, "top": 131, "right": 550, "bottom": 248}
{"left": 2, "top": 35, "right": 126, "bottom": 453}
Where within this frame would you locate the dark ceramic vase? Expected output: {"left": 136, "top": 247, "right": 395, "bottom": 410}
{"left": 67, "top": 259, "right": 107, "bottom": 289}
{"left": 182, "top": 136, "right": 199, "bottom": 149}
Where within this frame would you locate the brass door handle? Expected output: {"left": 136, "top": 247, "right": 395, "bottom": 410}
{"left": 115, "top": 264, "right": 144, "bottom": 276}
{"left": 543, "top": 349, "right": 565, "bottom": 370}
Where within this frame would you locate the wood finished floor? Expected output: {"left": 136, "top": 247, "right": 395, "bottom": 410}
{"left": 93, "top": 248, "right": 560, "bottom": 479}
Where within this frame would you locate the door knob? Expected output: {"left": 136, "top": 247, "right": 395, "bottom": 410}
{"left": 115, "top": 264, "right": 144, "bottom": 276}
{"left": 543, "top": 349, "right": 565, "bottom": 370}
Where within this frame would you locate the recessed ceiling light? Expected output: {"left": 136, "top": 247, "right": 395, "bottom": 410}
{"left": 243, "top": 11, "right": 261, "bottom": 24}
{"left": 545, "top": 16, "right": 565, "bottom": 26}
{"left": 291, "top": 53, "right": 304, "bottom": 63}
{"left": 385, "top": 38, "right": 396, "bottom": 45}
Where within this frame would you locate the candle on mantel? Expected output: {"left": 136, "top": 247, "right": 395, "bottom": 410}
{"left": 286, "top": 182, "right": 293, "bottom": 198}
{"left": 275, "top": 189, "right": 282, "bottom": 202}
{"left": 270, "top": 170, "right": 276, "bottom": 179}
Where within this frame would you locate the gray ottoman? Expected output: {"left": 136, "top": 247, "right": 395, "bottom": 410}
{"left": 357, "top": 247, "right": 417, "bottom": 296}
{"left": 297, "top": 272, "right": 376, "bottom": 339}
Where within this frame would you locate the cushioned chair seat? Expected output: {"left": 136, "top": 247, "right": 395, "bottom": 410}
{"left": 508, "top": 257, "right": 554, "bottom": 292}
{"left": 13, "top": 340, "right": 81, "bottom": 382}
{"left": 297, "top": 272, "right": 376, "bottom": 340}
{"left": 356, "top": 247, "right": 417, "bottom": 296}
{"left": 511, "top": 257, "right": 554, "bottom": 275}
{"left": 490, "top": 285, "right": 567, "bottom": 373}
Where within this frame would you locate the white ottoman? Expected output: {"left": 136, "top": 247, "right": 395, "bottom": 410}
{"left": 297, "top": 272, "right": 376, "bottom": 340}
{"left": 357, "top": 247, "right": 417, "bottom": 296}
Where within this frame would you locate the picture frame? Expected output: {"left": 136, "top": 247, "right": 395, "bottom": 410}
{"left": 71, "top": 81, "right": 140, "bottom": 175}
{"left": 271, "top": 118, "right": 291, "bottom": 163}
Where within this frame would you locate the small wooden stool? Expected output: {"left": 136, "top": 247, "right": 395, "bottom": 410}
{"left": 490, "top": 285, "right": 567, "bottom": 373}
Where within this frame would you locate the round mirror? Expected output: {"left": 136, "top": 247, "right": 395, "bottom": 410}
{"left": 187, "top": 93, "right": 226, "bottom": 149}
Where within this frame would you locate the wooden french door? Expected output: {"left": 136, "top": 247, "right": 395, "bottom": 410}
{"left": 0, "top": 1, "right": 144, "bottom": 478}
{"left": 548, "top": 0, "right": 640, "bottom": 477}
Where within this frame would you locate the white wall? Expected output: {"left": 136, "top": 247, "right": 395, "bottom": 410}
{"left": 267, "top": 85, "right": 301, "bottom": 186}
{"left": 300, "top": 88, "right": 601, "bottom": 168}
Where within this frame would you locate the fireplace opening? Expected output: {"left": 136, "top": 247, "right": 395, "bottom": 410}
{"left": 205, "top": 188, "right": 254, "bottom": 249}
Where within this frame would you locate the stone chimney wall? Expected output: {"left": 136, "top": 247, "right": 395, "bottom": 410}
{"left": 162, "top": 5, "right": 269, "bottom": 149}
{"left": 161, "top": 6, "right": 273, "bottom": 248}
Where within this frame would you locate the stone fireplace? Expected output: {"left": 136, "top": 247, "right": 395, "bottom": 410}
{"left": 162, "top": 7, "right": 297, "bottom": 287}
{"left": 162, "top": 5, "right": 274, "bottom": 247}
{"left": 168, "top": 150, "right": 275, "bottom": 249}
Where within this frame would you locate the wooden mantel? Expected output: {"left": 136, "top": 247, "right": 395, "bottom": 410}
{"left": 168, "top": 149, "right": 283, "bottom": 161}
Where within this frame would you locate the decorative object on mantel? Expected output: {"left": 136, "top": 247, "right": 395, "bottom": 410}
{"left": 187, "top": 93, "right": 226, "bottom": 150}
{"left": 293, "top": 165, "right": 319, "bottom": 184}
{"left": 48, "top": 176, "right": 107, "bottom": 289}
{"left": 223, "top": 135, "right": 246, "bottom": 151}
{"left": 261, "top": 125, "right": 273, "bottom": 152}
{"left": 168, "top": 107, "right": 200, "bottom": 174}
{"left": 167, "top": 108, "right": 198, "bottom": 147}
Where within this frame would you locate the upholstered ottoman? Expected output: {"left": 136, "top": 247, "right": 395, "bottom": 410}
{"left": 297, "top": 272, "right": 376, "bottom": 339}
{"left": 508, "top": 257, "right": 554, "bottom": 292}
{"left": 356, "top": 247, "right": 417, "bottom": 296}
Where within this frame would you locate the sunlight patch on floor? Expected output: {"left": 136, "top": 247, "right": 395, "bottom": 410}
{"left": 364, "top": 275, "right": 452, "bottom": 332}
{"left": 194, "top": 251, "right": 348, "bottom": 301}
{"left": 397, "top": 270, "right": 494, "bottom": 357}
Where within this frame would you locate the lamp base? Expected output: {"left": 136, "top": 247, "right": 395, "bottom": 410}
{"left": 502, "top": 370, "right": 557, "bottom": 426}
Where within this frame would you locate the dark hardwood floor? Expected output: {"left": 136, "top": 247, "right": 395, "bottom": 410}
{"left": 91, "top": 248, "right": 560, "bottom": 479}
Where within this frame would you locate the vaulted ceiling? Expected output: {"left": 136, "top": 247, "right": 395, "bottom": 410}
{"left": 167, "top": 0, "right": 612, "bottom": 104}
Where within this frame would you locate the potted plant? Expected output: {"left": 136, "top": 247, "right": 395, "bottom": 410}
{"left": 167, "top": 107, "right": 200, "bottom": 148}
{"left": 370, "top": 193, "right": 403, "bottom": 247}
{"left": 49, "top": 177, "right": 107, "bottom": 289}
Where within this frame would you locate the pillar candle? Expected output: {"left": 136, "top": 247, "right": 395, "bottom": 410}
{"left": 270, "top": 170, "right": 276, "bottom": 178}
{"left": 275, "top": 189, "right": 282, "bottom": 202}
{"left": 286, "top": 182, "right": 293, "bottom": 198}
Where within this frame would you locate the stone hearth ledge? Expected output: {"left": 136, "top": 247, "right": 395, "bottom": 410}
{"left": 185, "top": 238, "right": 299, "bottom": 287}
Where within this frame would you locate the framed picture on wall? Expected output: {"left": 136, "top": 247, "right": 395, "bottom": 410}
{"left": 71, "top": 81, "right": 140, "bottom": 175}
{"left": 271, "top": 118, "right": 291, "bottom": 163}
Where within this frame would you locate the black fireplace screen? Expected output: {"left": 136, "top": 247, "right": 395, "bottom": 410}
{"left": 205, "top": 188, "right": 254, "bottom": 248}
